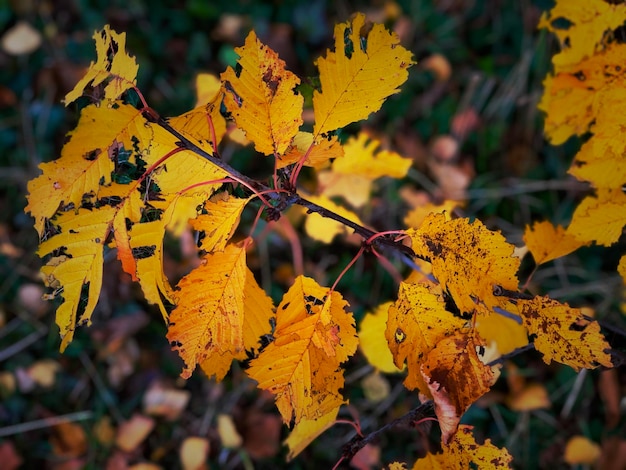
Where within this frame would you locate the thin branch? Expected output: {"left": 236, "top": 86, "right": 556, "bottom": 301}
{"left": 340, "top": 401, "right": 435, "bottom": 463}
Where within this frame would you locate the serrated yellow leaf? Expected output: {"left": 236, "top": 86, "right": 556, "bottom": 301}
{"left": 167, "top": 244, "right": 247, "bottom": 379}
{"left": 407, "top": 213, "right": 520, "bottom": 315}
{"left": 65, "top": 25, "right": 138, "bottom": 104}
{"left": 333, "top": 132, "right": 412, "bottom": 179}
{"left": 198, "top": 264, "right": 274, "bottom": 378}
{"left": 278, "top": 132, "right": 343, "bottom": 169}
{"left": 567, "top": 188, "right": 626, "bottom": 246}
{"left": 420, "top": 333, "right": 496, "bottom": 443}
{"left": 359, "top": 302, "right": 403, "bottom": 373}
{"left": 318, "top": 172, "right": 372, "bottom": 208}
{"left": 221, "top": 31, "right": 303, "bottom": 156}
{"left": 191, "top": 193, "right": 252, "bottom": 253}
{"left": 513, "top": 295, "right": 612, "bottom": 371}
{"left": 38, "top": 207, "right": 115, "bottom": 351}
{"left": 414, "top": 425, "right": 512, "bottom": 469}
{"left": 568, "top": 92, "right": 626, "bottom": 190}
{"left": 538, "top": 43, "right": 626, "bottom": 144}
{"left": 247, "top": 276, "right": 358, "bottom": 424}
{"left": 303, "top": 194, "right": 364, "bottom": 243}
{"left": 317, "top": 132, "right": 412, "bottom": 208}
{"left": 403, "top": 201, "right": 457, "bottom": 230}
{"left": 168, "top": 96, "right": 226, "bottom": 155}
{"left": 313, "top": 13, "right": 414, "bottom": 135}
{"left": 538, "top": 0, "right": 626, "bottom": 69}
{"left": 284, "top": 406, "right": 338, "bottom": 461}
{"left": 523, "top": 220, "right": 586, "bottom": 264}
{"left": 385, "top": 282, "right": 464, "bottom": 396}
{"left": 26, "top": 102, "right": 151, "bottom": 235}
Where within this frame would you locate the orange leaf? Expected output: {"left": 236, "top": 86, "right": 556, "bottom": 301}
{"left": 420, "top": 332, "right": 496, "bottom": 443}
{"left": 407, "top": 213, "right": 520, "bottom": 315}
{"left": 247, "top": 276, "right": 358, "bottom": 424}
{"left": 523, "top": 220, "right": 586, "bottom": 264}
{"left": 385, "top": 282, "right": 464, "bottom": 396}
{"left": 190, "top": 192, "right": 252, "bottom": 253}
{"left": 167, "top": 244, "right": 248, "bottom": 379}
{"left": 313, "top": 13, "right": 414, "bottom": 135}
{"left": 65, "top": 25, "right": 138, "bottom": 104}
{"left": 221, "top": 31, "right": 303, "bottom": 156}
{"left": 513, "top": 295, "right": 612, "bottom": 371}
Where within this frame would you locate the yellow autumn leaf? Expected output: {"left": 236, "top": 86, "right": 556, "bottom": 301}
{"left": 191, "top": 193, "right": 252, "bottom": 253}
{"left": 65, "top": 25, "right": 138, "bottom": 104}
{"left": 407, "top": 213, "right": 520, "bottom": 315}
{"left": 194, "top": 73, "right": 221, "bottom": 106}
{"left": 359, "top": 302, "right": 403, "bottom": 373}
{"left": 168, "top": 81, "right": 226, "bottom": 154}
{"left": 413, "top": 425, "right": 512, "bottom": 469}
{"left": 474, "top": 310, "right": 528, "bottom": 357}
{"left": 566, "top": 188, "right": 626, "bottom": 246}
{"left": 523, "top": 220, "right": 586, "bottom": 265}
{"left": 303, "top": 194, "right": 364, "bottom": 243}
{"left": 170, "top": 240, "right": 274, "bottom": 381}
{"left": 247, "top": 276, "right": 358, "bottom": 424}
{"left": 25, "top": 102, "right": 151, "bottom": 235}
{"left": 317, "top": 132, "right": 412, "bottom": 208}
{"left": 403, "top": 201, "right": 457, "bottom": 230}
{"left": 538, "top": 0, "right": 626, "bottom": 69}
{"left": 333, "top": 132, "right": 411, "bottom": 179}
{"left": 506, "top": 382, "right": 550, "bottom": 412}
{"left": 538, "top": 43, "right": 626, "bottom": 144}
{"left": 278, "top": 132, "right": 343, "bottom": 169}
{"left": 568, "top": 91, "right": 626, "bottom": 190}
{"left": 513, "top": 295, "right": 612, "bottom": 371}
{"left": 284, "top": 407, "right": 338, "bottom": 460}
{"left": 385, "top": 282, "right": 464, "bottom": 396}
{"left": 221, "top": 31, "right": 303, "bottom": 156}
{"left": 313, "top": 13, "right": 414, "bottom": 136}
{"left": 167, "top": 244, "right": 248, "bottom": 380}
{"left": 38, "top": 207, "right": 114, "bottom": 351}
{"left": 420, "top": 332, "right": 496, "bottom": 443}
{"left": 564, "top": 435, "right": 601, "bottom": 465}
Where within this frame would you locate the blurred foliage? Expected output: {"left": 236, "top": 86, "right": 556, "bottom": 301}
{"left": 1, "top": 0, "right": 625, "bottom": 469}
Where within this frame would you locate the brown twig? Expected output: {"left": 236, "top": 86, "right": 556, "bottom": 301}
{"left": 340, "top": 401, "right": 435, "bottom": 463}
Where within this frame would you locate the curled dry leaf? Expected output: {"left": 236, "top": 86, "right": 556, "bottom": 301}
{"left": 115, "top": 414, "right": 155, "bottom": 453}
{"left": 143, "top": 382, "right": 191, "bottom": 420}
{"left": 564, "top": 435, "right": 601, "bottom": 465}
{"left": 180, "top": 436, "right": 210, "bottom": 470}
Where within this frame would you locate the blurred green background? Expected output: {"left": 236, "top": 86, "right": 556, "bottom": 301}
{"left": 1, "top": 0, "right": 625, "bottom": 468}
